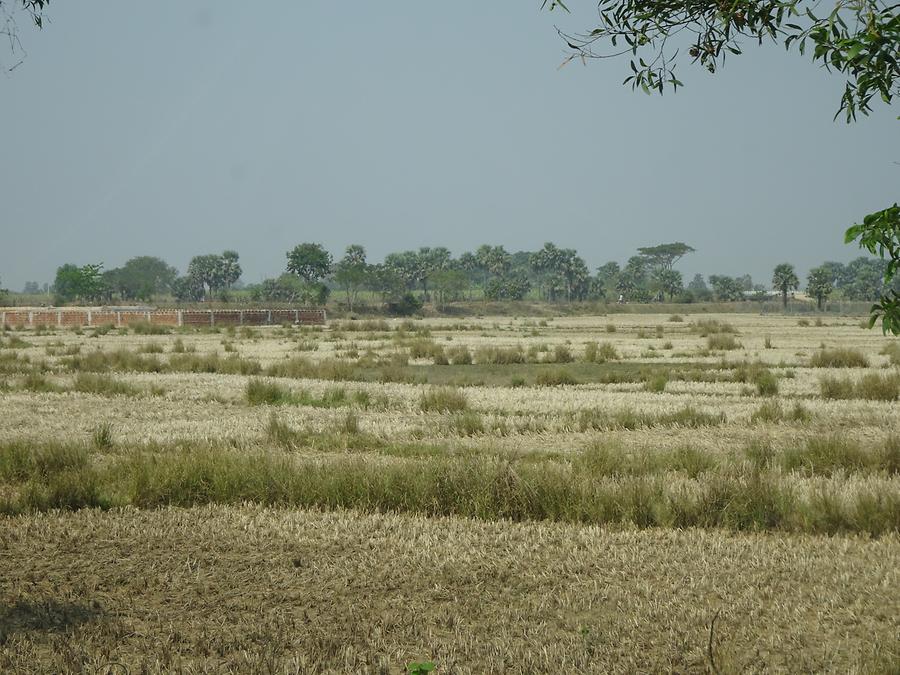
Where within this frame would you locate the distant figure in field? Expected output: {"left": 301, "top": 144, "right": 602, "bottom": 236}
{"left": 617, "top": 294, "right": 625, "bottom": 304}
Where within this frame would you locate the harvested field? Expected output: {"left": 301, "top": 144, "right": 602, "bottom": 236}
{"left": 1, "top": 313, "right": 898, "bottom": 672}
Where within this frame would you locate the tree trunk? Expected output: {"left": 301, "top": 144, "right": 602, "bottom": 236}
{"left": 782, "top": 289, "right": 788, "bottom": 309}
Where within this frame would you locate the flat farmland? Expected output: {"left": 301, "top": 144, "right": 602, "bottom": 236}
{"left": 1, "top": 312, "right": 898, "bottom": 673}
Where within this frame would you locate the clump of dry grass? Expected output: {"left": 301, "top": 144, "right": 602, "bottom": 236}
{"left": 475, "top": 346, "right": 525, "bottom": 364}
{"left": 578, "top": 405, "right": 725, "bottom": 431}
{"left": 691, "top": 319, "right": 737, "bottom": 335}
{"left": 750, "top": 401, "right": 811, "bottom": 424}
{"left": 584, "top": 341, "right": 618, "bottom": 363}
{"left": 535, "top": 368, "right": 578, "bottom": 386}
{"left": 820, "top": 372, "right": 900, "bottom": 401}
{"left": 809, "top": 347, "right": 869, "bottom": 368}
{"left": 707, "top": 334, "right": 741, "bottom": 351}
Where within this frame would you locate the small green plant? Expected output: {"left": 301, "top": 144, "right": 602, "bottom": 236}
{"left": 92, "top": 422, "right": 113, "bottom": 450}
{"left": 407, "top": 661, "right": 435, "bottom": 675}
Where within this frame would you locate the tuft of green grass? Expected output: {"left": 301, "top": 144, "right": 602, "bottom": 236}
{"left": 420, "top": 387, "right": 469, "bottom": 412}
{"left": 92, "top": 422, "right": 114, "bottom": 451}
{"left": 643, "top": 373, "right": 668, "bottom": 393}
{"left": 246, "top": 378, "right": 294, "bottom": 406}
{"left": 73, "top": 373, "right": 140, "bottom": 397}
{"left": 783, "top": 436, "right": 868, "bottom": 476}
{"left": 448, "top": 411, "right": 485, "bottom": 436}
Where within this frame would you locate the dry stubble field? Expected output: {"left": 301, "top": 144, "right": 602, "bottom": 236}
{"left": 1, "top": 311, "right": 898, "bottom": 673}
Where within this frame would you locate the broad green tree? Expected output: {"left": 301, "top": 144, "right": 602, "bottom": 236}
{"left": 845, "top": 205, "right": 900, "bottom": 333}
{"left": 636, "top": 242, "right": 695, "bottom": 271}
{"left": 285, "top": 243, "right": 333, "bottom": 305}
{"left": 104, "top": 256, "right": 177, "bottom": 302}
{"left": 708, "top": 274, "right": 744, "bottom": 301}
{"left": 807, "top": 266, "right": 834, "bottom": 310}
{"left": 53, "top": 263, "right": 104, "bottom": 304}
{"left": 286, "top": 243, "right": 333, "bottom": 283}
{"left": 332, "top": 245, "right": 369, "bottom": 312}
{"left": 772, "top": 263, "right": 800, "bottom": 309}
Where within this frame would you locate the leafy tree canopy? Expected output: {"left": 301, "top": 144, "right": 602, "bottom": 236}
{"left": 636, "top": 242, "right": 695, "bottom": 270}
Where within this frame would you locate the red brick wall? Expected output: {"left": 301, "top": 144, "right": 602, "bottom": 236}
{"left": 1, "top": 308, "right": 326, "bottom": 329}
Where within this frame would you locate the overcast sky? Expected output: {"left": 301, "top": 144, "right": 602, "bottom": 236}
{"left": 1, "top": 2, "right": 897, "bottom": 290}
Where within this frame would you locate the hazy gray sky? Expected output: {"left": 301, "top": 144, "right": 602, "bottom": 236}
{"left": 1, "top": 2, "right": 897, "bottom": 290}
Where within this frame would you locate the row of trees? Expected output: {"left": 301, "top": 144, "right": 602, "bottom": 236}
{"left": 29, "top": 242, "right": 897, "bottom": 312}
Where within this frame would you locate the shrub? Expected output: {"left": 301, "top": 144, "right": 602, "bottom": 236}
{"left": 668, "top": 314, "right": 683, "bottom": 322}
{"left": 552, "top": 345, "right": 573, "bottom": 363}
{"left": 605, "top": 324, "right": 616, "bottom": 333}
{"left": 420, "top": 387, "right": 468, "bottom": 412}
{"left": 588, "top": 342, "right": 619, "bottom": 363}
{"left": 753, "top": 369, "right": 779, "bottom": 396}
{"left": 797, "top": 318, "right": 810, "bottom": 327}
{"left": 408, "top": 338, "right": 443, "bottom": 360}
{"left": 475, "top": 346, "right": 525, "bottom": 364}
{"left": 809, "top": 347, "right": 869, "bottom": 368}
{"left": 447, "top": 346, "right": 472, "bottom": 365}
{"left": 535, "top": 368, "right": 577, "bottom": 386}
{"left": 583, "top": 341, "right": 598, "bottom": 362}
{"left": 764, "top": 335, "right": 773, "bottom": 349}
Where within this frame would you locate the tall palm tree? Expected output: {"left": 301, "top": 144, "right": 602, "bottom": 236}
{"left": 772, "top": 263, "right": 800, "bottom": 309}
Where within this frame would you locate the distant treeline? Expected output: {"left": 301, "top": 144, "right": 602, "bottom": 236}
{"left": 4, "top": 241, "right": 896, "bottom": 313}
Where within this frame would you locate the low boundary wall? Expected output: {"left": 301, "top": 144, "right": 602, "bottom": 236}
{"left": 0, "top": 308, "right": 326, "bottom": 329}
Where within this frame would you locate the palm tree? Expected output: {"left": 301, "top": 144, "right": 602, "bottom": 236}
{"left": 772, "top": 263, "right": 799, "bottom": 309}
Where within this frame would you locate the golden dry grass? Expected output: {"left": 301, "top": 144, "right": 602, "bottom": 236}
{"left": 1, "top": 312, "right": 898, "bottom": 670}
{"left": 1, "top": 506, "right": 898, "bottom": 673}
